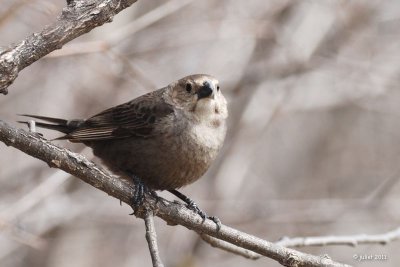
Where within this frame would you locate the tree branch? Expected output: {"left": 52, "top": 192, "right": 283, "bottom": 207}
{"left": 277, "top": 227, "right": 400, "bottom": 248}
{"left": 199, "top": 233, "right": 261, "bottom": 260}
{"left": 0, "top": 120, "right": 351, "bottom": 267}
{"left": 144, "top": 210, "right": 165, "bottom": 267}
{"left": 0, "top": 0, "right": 138, "bottom": 95}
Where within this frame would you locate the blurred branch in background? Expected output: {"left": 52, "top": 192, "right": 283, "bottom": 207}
{"left": 0, "top": 0, "right": 138, "bottom": 94}
{"left": 48, "top": 0, "right": 195, "bottom": 58}
{"left": 276, "top": 227, "right": 400, "bottom": 248}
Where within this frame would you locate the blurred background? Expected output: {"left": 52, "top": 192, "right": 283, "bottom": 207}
{"left": 1, "top": 0, "right": 400, "bottom": 266}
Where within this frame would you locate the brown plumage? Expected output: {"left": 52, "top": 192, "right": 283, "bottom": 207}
{"left": 21, "top": 74, "right": 228, "bottom": 191}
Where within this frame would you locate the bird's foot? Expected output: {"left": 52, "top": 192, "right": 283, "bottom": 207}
{"left": 131, "top": 178, "right": 145, "bottom": 210}
{"left": 128, "top": 174, "right": 157, "bottom": 215}
{"left": 168, "top": 189, "right": 221, "bottom": 230}
{"left": 185, "top": 198, "right": 206, "bottom": 220}
{"left": 186, "top": 199, "right": 222, "bottom": 229}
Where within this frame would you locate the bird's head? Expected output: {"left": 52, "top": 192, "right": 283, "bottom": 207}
{"left": 168, "top": 74, "right": 228, "bottom": 123}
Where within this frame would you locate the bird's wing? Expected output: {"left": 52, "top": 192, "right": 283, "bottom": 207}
{"left": 64, "top": 89, "right": 174, "bottom": 141}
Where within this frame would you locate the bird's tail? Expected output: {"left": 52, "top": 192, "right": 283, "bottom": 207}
{"left": 18, "top": 114, "right": 84, "bottom": 137}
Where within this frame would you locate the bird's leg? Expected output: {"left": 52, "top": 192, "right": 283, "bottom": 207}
{"left": 133, "top": 176, "right": 145, "bottom": 205}
{"left": 169, "top": 189, "right": 206, "bottom": 218}
{"left": 168, "top": 189, "right": 221, "bottom": 230}
{"left": 128, "top": 173, "right": 157, "bottom": 214}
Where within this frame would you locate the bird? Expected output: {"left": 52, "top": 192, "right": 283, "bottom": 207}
{"left": 20, "top": 74, "right": 228, "bottom": 222}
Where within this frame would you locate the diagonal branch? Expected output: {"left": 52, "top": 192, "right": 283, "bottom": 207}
{"left": 276, "top": 227, "right": 400, "bottom": 248}
{"left": 0, "top": 120, "right": 351, "bottom": 267}
{"left": 0, "top": 0, "right": 138, "bottom": 95}
{"left": 199, "top": 233, "right": 261, "bottom": 260}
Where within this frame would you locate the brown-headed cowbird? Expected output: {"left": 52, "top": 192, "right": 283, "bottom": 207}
{"left": 21, "top": 74, "right": 228, "bottom": 219}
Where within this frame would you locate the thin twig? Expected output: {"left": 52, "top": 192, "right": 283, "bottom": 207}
{"left": 276, "top": 226, "right": 400, "bottom": 248}
{"left": 0, "top": 120, "right": 351, "bottom": 267}
{"left": 27, "top": 120, "right": 36, "bottom": 132}
{"left": 200, "top": 234, "right": 261, "bottom": 260}
{"left": 144, "top": 210, "right": 165, "bottom": 267}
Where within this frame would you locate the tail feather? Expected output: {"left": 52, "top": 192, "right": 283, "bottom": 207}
{"left": 17, "top": 121, "right": 72, "bottom": 134}
{"left": 18, "top": 114, "right": 83, "bottom": 135}
{"left": 18, "top": 114, "right": 68, "bottom": 125}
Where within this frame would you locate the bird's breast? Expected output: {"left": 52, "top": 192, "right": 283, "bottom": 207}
{"left": 186, "top": 121, "right": 226, "bottom": 152}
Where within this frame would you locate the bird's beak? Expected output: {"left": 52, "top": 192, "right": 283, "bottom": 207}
{"left": 197, "top": 81, "right": 214, "bottom": 100}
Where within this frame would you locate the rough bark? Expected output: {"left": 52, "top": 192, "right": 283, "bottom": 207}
{"left": 0, "top": 0, "right": 138, "bottom": 94}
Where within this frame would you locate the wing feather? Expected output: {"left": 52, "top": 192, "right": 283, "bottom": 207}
{"left": 66, "top": 88, "right": 174, "bottom": 141}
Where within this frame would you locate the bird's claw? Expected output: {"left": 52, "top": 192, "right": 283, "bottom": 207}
{"left": 132, "top": 181, "right": 145, "bottom": 206}
{"left": 129, "top": 183, "right": 144, "bottom": 215}
{"left": 128, "top": 174, "right": 156, "bottom": 215}
{"left": 168, "top": 189, "right": 222, "bottom": 230}
{"left": 208, "top": 216, "right": 222, "bottom": 230}
{"left": 187, "top": 201, "right": 206, "bottom": 221}
{"left": 186, "top": 200, "right": 221, "bottom": 231}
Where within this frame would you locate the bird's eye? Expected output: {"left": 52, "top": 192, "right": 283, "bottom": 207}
{"left": 185, "top": 83, "right": 192, "bottom": 93}
{"left": 217, "top": 85, "right": 220, "bottom": 91}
